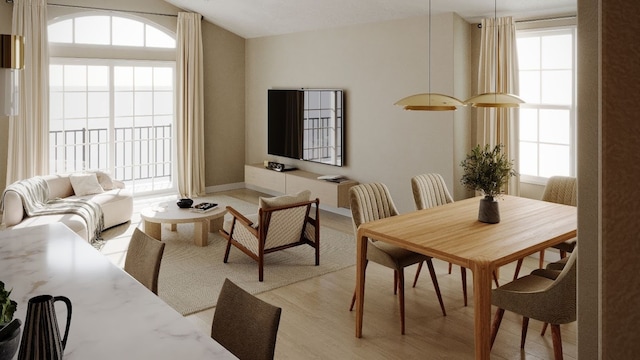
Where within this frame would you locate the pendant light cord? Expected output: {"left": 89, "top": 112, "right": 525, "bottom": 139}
{"left": 428, "top": 0, "right": 432, "bottom": 105}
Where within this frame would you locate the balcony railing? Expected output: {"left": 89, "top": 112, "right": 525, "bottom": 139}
{"left": 50, "top": 125, "right": 172, "bottom": 192}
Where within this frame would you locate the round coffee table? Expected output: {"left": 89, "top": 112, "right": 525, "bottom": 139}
{"left": 140, "top": 201, "right": 227, "bottom": 247}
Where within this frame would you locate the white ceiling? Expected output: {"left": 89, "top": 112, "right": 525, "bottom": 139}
{"left": 163, "top": 0, "right": 577, "bottom": 39}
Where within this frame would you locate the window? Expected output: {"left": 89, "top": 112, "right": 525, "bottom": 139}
{"left": 517, "top": 27, "right": 576, "bottom": 183}
{"left": 48, "top": 14, "right": 176, "bottom": 195}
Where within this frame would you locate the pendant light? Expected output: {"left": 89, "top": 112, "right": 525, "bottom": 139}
{"left": 465, "top": 0, "right": 524, "bottom": 108}
{"left": 394, "top": 0, "right": 464, "bottom": 111}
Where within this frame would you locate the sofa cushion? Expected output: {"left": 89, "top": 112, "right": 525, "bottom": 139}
{"left": 70, "top": 188, "right": 133, "bottom": 229}
{"left": 87, "top": 170, "right": 115, "bottom": 190}
{"left": 69, "top": 173, "right": 104, "bottom": 196}
{"left": 259, "top": 190, "right": 311, "bottom": 209}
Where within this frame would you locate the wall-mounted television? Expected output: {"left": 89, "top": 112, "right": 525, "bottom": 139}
{"left": 268, "top": 88, "right": 345, "bottom": 167}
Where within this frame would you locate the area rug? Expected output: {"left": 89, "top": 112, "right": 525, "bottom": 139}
{"left": 104, "top": 195, "right": 356, "bottom": 316}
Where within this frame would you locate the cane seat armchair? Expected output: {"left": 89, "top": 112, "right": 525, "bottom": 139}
{"left": 220, "top": 190, "right": 320, "bottom": 282}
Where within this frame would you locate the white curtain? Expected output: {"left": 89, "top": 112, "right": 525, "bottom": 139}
{"left": 176, "top": 12, "right": 205, "bottom": 198}
{"left": 476, "top": 16, "right": 520, "bottom": 195}
{"left": 7, "top": 0, "right": 49, "bottom": 185}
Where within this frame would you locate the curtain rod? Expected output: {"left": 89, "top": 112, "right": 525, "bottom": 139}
{"left": 47, "top": 3, "right": 202, "bottom": 19}
{"left": 477, "top": 15, "right": 576, "bottom": 28}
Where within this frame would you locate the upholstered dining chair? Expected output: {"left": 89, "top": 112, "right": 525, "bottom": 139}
{"left": 410, "top": 173, "right": 499, "bottom": 305}
{"left": 513, "top": 176, "right": 577, "bottom": 279}
{"left": 348, "top": 182, "right": 446, "bottom": 335}
{"left": 220, "top": 190, "right": 320, "bottom": 282}
{"left": 124, "top": 228, "right": 166, "bottom": 295}
{"left": 490, "top": 248, "right": 577, "bottom": 360}
{"left": 211, "top": 278, "right": 282, "bottom": 360}
{"left": 410, "top": 173, "right": 468, "bottom": 303}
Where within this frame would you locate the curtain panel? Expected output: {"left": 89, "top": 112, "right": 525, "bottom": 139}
{"left": 476, "top": 16, "right": 520, "bottom": 195}
{"left": 7, "top": 0, "right": 50, "bottom": 185}
{"left": 176, "top": 12, "right": 206, "bottom": 198}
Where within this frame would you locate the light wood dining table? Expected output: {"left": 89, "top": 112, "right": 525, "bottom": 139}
{"left": 354, "top": 195, "right": 577, "bottom": 359}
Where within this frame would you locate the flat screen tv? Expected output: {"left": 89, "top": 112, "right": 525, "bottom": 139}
{"left": 267, "top": 88, "right": 344, "bottom": 167}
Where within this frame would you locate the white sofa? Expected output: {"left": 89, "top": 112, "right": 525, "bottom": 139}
{"left": 2, "top": 173, "right": 133, "bottom": 242}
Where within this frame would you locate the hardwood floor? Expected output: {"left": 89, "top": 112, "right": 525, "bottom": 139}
{"left": 181, "top": 189, "right": 576, "bottom": 360}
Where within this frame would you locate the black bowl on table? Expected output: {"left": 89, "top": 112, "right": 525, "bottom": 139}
{"left": 176, "top": 198, "right": 193, "bottom": 208}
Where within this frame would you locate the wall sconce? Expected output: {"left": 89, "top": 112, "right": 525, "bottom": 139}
{"left": 1, "top": 34, "right": 24, "bottom": 116}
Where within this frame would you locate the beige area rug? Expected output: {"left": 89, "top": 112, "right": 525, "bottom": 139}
{"left": 102, "top": 195, "right": 356, "bottom": 316}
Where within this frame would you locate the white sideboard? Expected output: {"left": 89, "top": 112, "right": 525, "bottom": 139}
{"left": 244, "top": 164, "right": 357, "bottom": 208}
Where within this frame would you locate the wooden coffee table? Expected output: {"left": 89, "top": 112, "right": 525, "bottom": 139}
{"left": 140, "top": 201, "right": 227, "bottom": 247}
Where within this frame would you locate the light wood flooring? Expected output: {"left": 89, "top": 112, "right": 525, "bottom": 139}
{"left": 179, "top": 189, "right": 576, "bottom": 360}
{"left": 104, "top": 188, "right": 575, "bottom": 359}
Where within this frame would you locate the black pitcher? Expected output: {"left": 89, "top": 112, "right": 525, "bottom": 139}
{"left": 17, "top": 295, "right": 72, "bottom": 360}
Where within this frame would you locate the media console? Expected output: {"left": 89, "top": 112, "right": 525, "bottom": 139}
{"left": 244, "top": 164, "right": 358, "bottom": 208}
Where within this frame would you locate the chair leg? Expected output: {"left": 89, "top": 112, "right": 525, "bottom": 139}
{"left": 394, "top": 271, "right": 398, "bottom": 295}
{"left": 398, "top": 269, "right": 406, "bottom": 335}
{"left": 551, "top": 324, "right": 564, "bottom": 360}
{"left": 492, "top": 271, "right": 500, "bottom": 287}
{"left": 412, "top": 261, "right": 423, "bottom": 288}
{"left": 490, "top": 308, "right": 505, "bottom": 349}
{"left": 350, "top": 260, "right": 368, "bottom": 311}
{"left": 560, "top": 250, "right": 567, "bottom": 259}
{"left": 258, "top": 255, "right": 264, "bottom": 282}
{"left": 461, "top": 267, "right": 468, "bottom": 307}
{"left": 513, "top": 258, "right": 524, "bottom": 280}
{"left": 448, "top": 262, "right": 452, "bottom": 274}
{"left": 223, "top": 238, "right": 232, "bottom": 263}
{"left": 539, "top": 249, "right": 545, "bottom": 268}
{"left": 520, "top": 317, "right": 530, "bottom": 349}
{"left": 426, "top": 259, "right": 446, "bottom": 316}
{"left": 541, "top": 322, "right": 549, "bottom": 336}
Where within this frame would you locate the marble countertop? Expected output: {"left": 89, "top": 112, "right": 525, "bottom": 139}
{"left": 0, "top": 223, "right": 236, "bottom": 359}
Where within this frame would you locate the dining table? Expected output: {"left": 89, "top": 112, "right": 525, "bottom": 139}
{"left": 0, "top": 223, "right": 236, "bottom": 359}
{"left": 353, "top": 195, "right": 577, "bottom": 359}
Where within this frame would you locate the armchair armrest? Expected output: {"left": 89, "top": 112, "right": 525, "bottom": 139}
{"left": 224, "top": 206, "right": 258, "bottom": 238}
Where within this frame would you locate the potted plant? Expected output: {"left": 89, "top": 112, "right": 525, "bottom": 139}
{"left": 460, "top": 144, "right": 517, "bottom": 223}
{"left": 0, "top": 281, "right": 20, "bottom": 360}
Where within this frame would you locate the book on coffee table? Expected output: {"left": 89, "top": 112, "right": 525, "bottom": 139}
{"left": 190, "top": 202, "right": 218, "bottom": 213}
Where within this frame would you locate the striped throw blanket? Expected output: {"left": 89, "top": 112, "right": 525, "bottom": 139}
{"left": 2, "top": 177, "right": 104, "bottom": 245}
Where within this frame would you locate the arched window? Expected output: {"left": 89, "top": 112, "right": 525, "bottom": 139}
{"left": 48, "top": 13, "right": 176, "bottom": 195}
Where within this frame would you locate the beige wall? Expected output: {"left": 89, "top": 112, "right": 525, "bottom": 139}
{"left": 246, "top": 13, "right": 471, "bottom": 212}
{"left": 0, "top": 0, "right": 245, "bottom": 192}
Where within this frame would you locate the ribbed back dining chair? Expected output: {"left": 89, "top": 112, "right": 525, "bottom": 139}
{"left": 348, "top": 182, "right": 446, "bottom": 335}
{"left": 410, "top": 174, "right": 499, "bottom": 305}
{"left": 513, "top": 176, "right": 577, "bottom": 279}
{"left": 124, "top": 228, "right": 166, "bottom": 295}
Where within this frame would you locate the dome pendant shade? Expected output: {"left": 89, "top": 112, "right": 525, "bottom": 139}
{"left": 395, "top": 93, "right": 465, "bottom": 111}
{"left": 465, "top": 92, "right": 525, "bottom": 108}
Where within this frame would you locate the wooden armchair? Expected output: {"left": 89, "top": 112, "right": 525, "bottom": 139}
{"left": 219, "top": 191, "right": 320, "bottom": 281}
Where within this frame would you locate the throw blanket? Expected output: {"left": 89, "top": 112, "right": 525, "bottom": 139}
{"left": 1, "top": 177, "right": 104, "bottom": 245}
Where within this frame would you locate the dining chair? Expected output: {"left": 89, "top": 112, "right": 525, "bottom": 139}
{"left": 410, "top": 174, "right": 500, "bottom": 305}
{"left": 490, "top": 248, "right": 577, "bottom": 360}
{"left": 124, "top": 228, "right": 166, "bottom": 295}
{"left": 348, "top": 182, "right": 446, "bottom": 335}
{"left": 211, "top": 278, "right": 282, "bottom": 360}
{"left": 513, "top": 176, "right": 577, "bottom": 279}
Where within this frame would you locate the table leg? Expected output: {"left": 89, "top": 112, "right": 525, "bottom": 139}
{"left": 194, "top": 221, "right": 209, "bottom": 247}
{"left": 472, "top": 261, "right": 494, "bottom": 359}
{"left": 144, "top": 220, "right": 161, "bottom": 240}
{"left": 355, "top": 230, "right": 368, "bottom": 338}
{"left": 209, "top": 217, "right": 223, "bottom": 233}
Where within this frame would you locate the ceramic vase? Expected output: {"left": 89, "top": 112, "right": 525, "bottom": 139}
{"left": 478, "top": 196, "right": 500, "bottom": 224}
